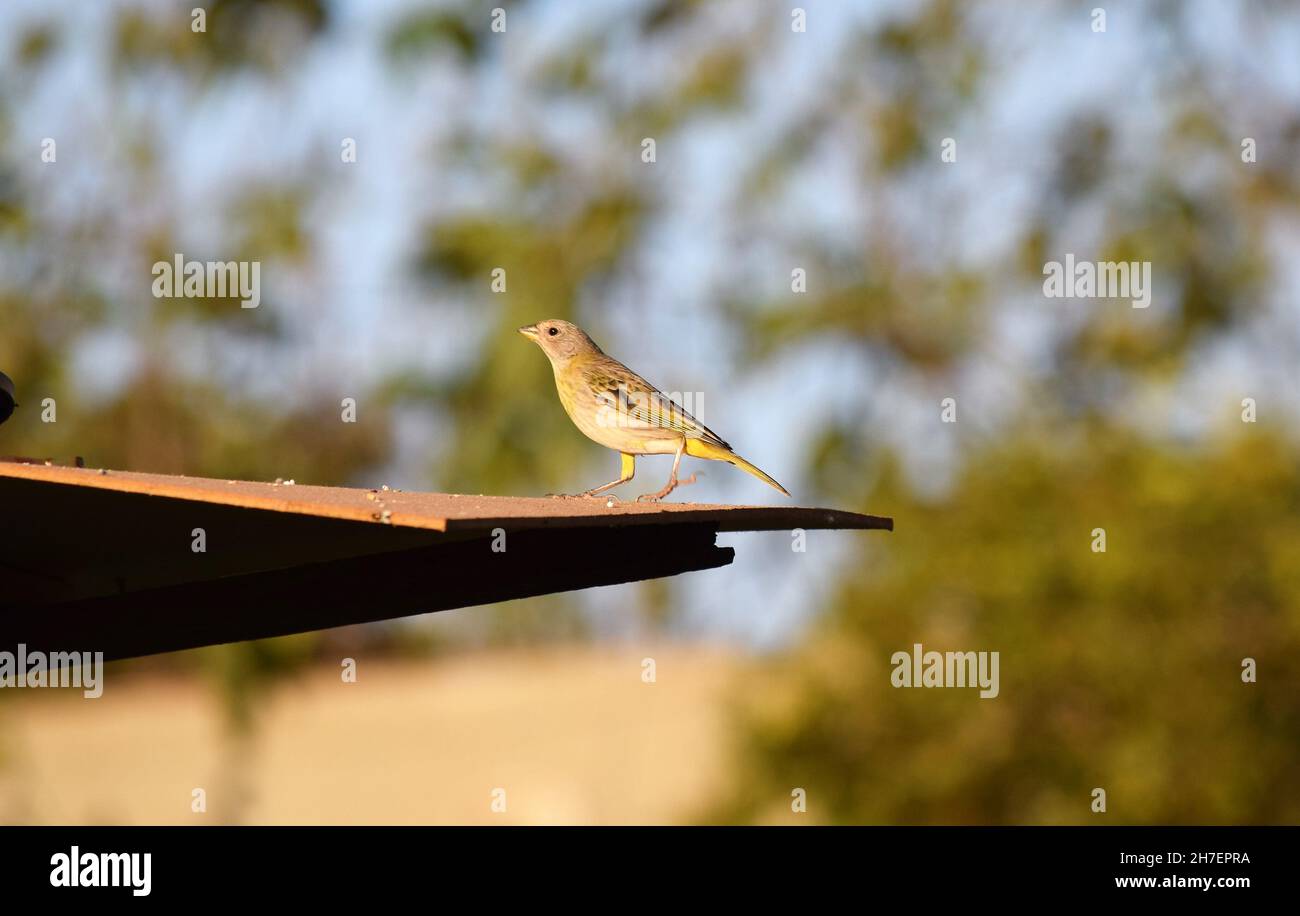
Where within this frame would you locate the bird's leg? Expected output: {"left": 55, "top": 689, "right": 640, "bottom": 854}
{"left": 637, "top": 439, "right": 690, "bottom": 502}
{"left": 572, "top": 452, "right": 636, "bottom": 498}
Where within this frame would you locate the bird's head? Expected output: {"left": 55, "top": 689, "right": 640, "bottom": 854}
{"left": 518, "top": 319, "right": 602, "bottom": 363}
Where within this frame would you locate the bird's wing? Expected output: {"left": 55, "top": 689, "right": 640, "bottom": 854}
{"left": 584, "top": 359, "right": 732, "bottom": 449}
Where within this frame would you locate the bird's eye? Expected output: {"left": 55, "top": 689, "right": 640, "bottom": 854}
{"left": 548, "top": 327, "right": 560, "bottom": 336}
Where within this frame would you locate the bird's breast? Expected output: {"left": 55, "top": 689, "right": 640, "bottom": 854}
{"left": 551, "top": 363, "right": 677, "bottom": 453}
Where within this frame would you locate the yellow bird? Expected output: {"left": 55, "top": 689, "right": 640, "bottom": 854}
{"left": 519, "top": 319, "right": 790, "bottom": 502}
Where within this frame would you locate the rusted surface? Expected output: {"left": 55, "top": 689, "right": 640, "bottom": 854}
{"left": 0, "top": 461, "right": 892, "bottom": 660}
{"left": 0, "top": 461, "right": 893, "bottom": 534}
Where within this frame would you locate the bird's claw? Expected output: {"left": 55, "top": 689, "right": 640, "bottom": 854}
{"left": 637, "top": 473, "right": 696, "bottom": 503}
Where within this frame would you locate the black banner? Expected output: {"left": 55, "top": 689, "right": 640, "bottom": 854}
{"left": 0, "top": 825, "right": 1287, "bottom": 900}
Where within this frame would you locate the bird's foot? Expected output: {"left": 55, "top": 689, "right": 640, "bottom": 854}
{"left": 637, "top": 473, "right": 695, "bottom": 503}
{"left": 637, "top": 484, "right": 675, "bottom": 503}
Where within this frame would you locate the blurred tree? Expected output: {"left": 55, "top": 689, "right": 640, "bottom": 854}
{"left": 0, "top": 0, "right": 383, "bottom": 814}
{"left": 713, "top": 428, "right": 1300, "bottom": 824}
{"left": 705, "top": 0, "right": 1300, "bottom": 825}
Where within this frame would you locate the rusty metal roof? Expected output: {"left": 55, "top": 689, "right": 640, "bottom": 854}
{"left": 0, "top": 461, "right": 892, "bottom": 660}
{"left": 0, "top": 462, "right": 890, "bottom": 533}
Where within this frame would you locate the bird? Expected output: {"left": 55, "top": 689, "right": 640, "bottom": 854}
{"left": 519, "top": 319, "right": 789, "bottom": 502}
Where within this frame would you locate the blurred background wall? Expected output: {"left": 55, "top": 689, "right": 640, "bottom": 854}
{"left": 1, "top": 0, "right": 1298, "bottom": 824}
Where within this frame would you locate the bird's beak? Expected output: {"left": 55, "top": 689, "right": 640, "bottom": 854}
{"left": 518, "top": 324, "right": 539, "bottom": 340}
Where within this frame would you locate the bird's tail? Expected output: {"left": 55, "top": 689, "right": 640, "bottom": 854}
{"left": 685, "top": 438, "right": 790, "bottom": 497}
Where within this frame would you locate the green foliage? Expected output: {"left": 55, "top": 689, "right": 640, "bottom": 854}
{"left": 715, "top": 427, "right": 1300, "bottom": 824}
{"left": 385, "top": 7, "right": 480, "bottom": 64}
{"left": 113, "top": 0, "right": 328, "bottom": 77}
